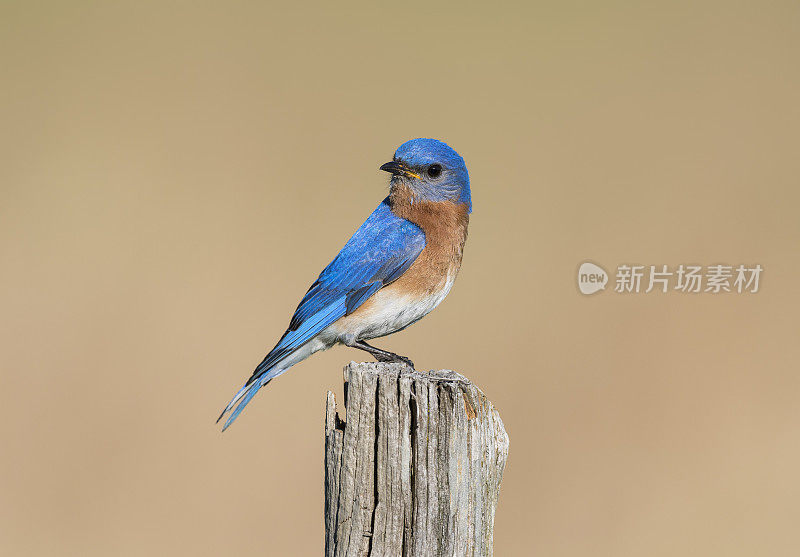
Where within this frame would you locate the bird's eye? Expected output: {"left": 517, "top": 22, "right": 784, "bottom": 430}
{"left": 427, "top": 164, "right": 442, "bottom": 178}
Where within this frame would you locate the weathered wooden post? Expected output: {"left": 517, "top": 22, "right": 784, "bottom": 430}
{"left": 324, "top": 362, "right": 509, "bottom": 557}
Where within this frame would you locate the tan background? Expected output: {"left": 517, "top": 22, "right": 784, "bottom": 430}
{"left": 2, "top": 1, "right": 799, "bottom": 555}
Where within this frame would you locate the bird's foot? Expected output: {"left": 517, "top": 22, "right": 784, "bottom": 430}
{"left": 373, "top": 352, "right": 415, "bottom": 370}
{"left": 347, "top": 339, "right": 415, "bottom": 370}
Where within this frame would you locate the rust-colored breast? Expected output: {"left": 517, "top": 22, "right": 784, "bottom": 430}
{"left": 387, "top": 183, "right": 470, "bottom": 296}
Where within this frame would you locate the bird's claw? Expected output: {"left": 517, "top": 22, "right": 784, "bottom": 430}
{"left": 394, "top": 355, "right": 415, "bottom": 370}
{"left": 374, "top": 353, "right": 415, "bottom": 370}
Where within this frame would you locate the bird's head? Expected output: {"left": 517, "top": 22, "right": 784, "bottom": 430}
{"left": 380, "top": 138, "right": 471, "bottom": 213}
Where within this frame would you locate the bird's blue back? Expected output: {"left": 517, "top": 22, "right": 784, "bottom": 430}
{"left": 290, "top": 198, "right": 424, "bottom": 326}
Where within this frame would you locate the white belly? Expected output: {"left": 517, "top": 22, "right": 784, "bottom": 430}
{"left": 326, "top": 273, "right": 456, "bottom": 342}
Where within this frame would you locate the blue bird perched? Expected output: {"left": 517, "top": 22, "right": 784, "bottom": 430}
{"left": 218, "top": 138, "right": 471, "bottom": 430}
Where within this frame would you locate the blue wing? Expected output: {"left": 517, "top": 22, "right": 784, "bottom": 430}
{"left": 218, "top": 197, "right": 425, "bottom": 429}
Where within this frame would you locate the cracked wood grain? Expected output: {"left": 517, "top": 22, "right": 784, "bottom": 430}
{"left": 324, "top": 362, "right": 509, "bottom": 557}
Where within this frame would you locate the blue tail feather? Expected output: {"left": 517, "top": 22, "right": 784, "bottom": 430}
{"left": 219, "top": 377, "right": 271, "bottom": 431}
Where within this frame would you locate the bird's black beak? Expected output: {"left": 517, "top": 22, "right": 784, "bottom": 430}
{"left": 380, "top": 161, "right": 421, "bottom": 179}
{"left": 379, "top": 161, "right": 404, "bottom": 175}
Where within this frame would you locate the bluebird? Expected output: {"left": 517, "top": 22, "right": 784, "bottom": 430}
{"left": 217, "top": 138, "right": 471, "bottom": 430}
